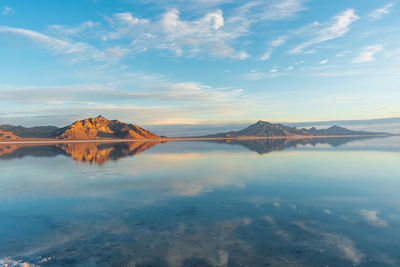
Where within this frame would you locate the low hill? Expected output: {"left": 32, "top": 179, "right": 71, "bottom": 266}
{"left": 0, "top": 129, "right": 19, "bottom": 141}
{"left": 0, "top": 125, "right": 58, "bottom": 138}
{"left": 203, "top": 121, "right": 386, "bottom": 138}
{"left": 51, "top": 115, "right": 160, "bottom": 140}
{"left": 307, "top": 125, "right": 381, "bottom": 136}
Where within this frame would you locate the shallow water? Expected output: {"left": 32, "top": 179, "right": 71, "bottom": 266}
{"left": 1, "top": 136, "right": 400, "bottom": 266}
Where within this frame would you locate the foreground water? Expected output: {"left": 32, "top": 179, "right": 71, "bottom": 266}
{"left": 1, "top": 137, "right": 400, "bottom": 266}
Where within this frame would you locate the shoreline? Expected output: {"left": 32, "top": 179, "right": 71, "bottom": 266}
{"left": 0, "top": 134, "right": 390, "bottom": 145}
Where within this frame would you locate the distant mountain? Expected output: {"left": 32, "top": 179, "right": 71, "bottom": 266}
{"left": 0, "top": 125, "right": 58, "bottom": 138}
{"left": 203, "top": 121, "right": 310, "bottom": 138}
{"left": 306, "top": 125, "right": 384, "bottom": 136}
{"left": 0, "top": 115, "right": 161, "bottom": 140}
{"left": 203, "top": 120, "right": 386, "bottom": 138}
{"left": 285, "top": 117, "right": 400, "bottom": 134}
{"left": 50, "top": 116, "right": 160, "bottom": 140}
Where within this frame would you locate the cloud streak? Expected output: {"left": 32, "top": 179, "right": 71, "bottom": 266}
{"left": 289, "top": 9, "right": 359, "bottom": 54}
{"left": 0, "top": 25, "right": 124, "bottom": 62}
{"left": 260, "top": 36, "right": 287, "bottom": 60}
{"left": 369, "top": 3, "right": 394, "bottom": 20}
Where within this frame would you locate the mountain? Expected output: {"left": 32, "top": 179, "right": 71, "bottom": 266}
{"left": 285, "top": 117, "right": 400, "bottom": 134}
{"left": 203, "top": 120, "right": 386, "bottom": 138}
{"left": 51, "top": 115, "right": 160, "bottom": 140}
{"left": 203, "top": 121, "right": 310, "bottom": 138}
{"left": 0, "top": 125, "right": 58, "bottom": 138}
{"left": 1, "top": 116, "right": 161, "bottom": 140}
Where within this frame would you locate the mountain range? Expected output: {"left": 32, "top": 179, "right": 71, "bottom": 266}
{"left": 202, "top": 120, "right": 386, "bottom": 138}
{"left": 0, "top": 116, "right": 390, "bottom": 141}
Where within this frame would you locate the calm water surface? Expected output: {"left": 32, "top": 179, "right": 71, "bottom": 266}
{"left": 1, "top": 137, "right": 400, "bottom": 266}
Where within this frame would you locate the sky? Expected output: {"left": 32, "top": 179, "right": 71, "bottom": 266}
{"left": 0, "top": 0, "right": 399, "bottom": 129}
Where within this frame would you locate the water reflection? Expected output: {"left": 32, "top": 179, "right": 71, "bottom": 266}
{"left": 0, "top": 136, "right": 377, "bottom": 164}
{"left": 1, "top": 137, "right": 400, "bottom": 266}
{"left": 208, "top": 136, "right": 380, "bottom": 154}
{"left": 0, "top": 141, "right": 161, "bottom": 165}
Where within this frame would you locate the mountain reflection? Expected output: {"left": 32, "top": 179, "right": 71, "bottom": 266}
{"left": 0, "top": 141, "right": 161, "bottom": 165}
{"left": 0, "top": 137, "right": 376, "bottom": 163}
{"left": 208, "top": 136, "right": 377, "bottom": 154}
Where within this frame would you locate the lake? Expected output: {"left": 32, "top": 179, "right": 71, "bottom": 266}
{"left": 1, "top": 136, "right": 400, "bottom": 266}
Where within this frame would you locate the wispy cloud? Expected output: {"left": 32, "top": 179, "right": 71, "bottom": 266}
{"left": 0, "top": 25, "right": 123, "bottom": 62}
{"left": 312, "top": 96, "right": 365, "bottom": 104}
{"left": 0, "top": 80, "right": 243, "bottom": 106}
{"left": 48, "top": 21, "right": 100, "bottom": 37}
{"left": 260, "top": 36, "right": 287, "bottom": 60}
{"left": 1, "top": 6, "right": 14, "bottom": 15}
{"left": 243, "top": 70, "right": 280, "bottom": 80}
{"left": 352, "top": 44, "right": 383, "bottom": 63}
{"left": 369, "top": 3, "right": 394, "bottom": 20}
{"left": 238, "top": 0, "right": 306, "bottom": 22}
{"left": 289, "top": 9, "right": 359, "bottom": 54}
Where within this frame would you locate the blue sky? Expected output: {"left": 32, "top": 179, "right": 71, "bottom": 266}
{"left": 0, "top": 0, "right": 399, "bottom": 127}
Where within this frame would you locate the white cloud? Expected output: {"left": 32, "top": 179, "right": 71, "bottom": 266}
{"left": 352, "top": 44, "right": 383, "bottom": 63}
{"left": 159, "top": 8, "right": 248, "bottom": 59}
{"left": 103, "top": 9, "right": 249, "bottom": 60}
{"left": 369, "top": 3, "right": 394, "bottom": 20}
{"left": 319, "top": 59, "right": 328, "bottom": 65}
{"left": 101, "top": 1, "right": 306, "bottom": 60}
{"left": 358, "top": 209, "right": 388, "bottom": 227}
{"left": 102, "top": 12, "right": 150, "bottom": 41}
{"left": 289, "top": 9, "right": 359, "bottom": 54}
{"left": 113, "top": 12, "right": 150, "bottom": 26}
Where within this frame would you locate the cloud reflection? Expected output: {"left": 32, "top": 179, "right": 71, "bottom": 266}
{"left": 293, "top": 221, "right": 365, "bottom": 265}
{"left": 358, "top": 209, "right": 388, "bottom": 227}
